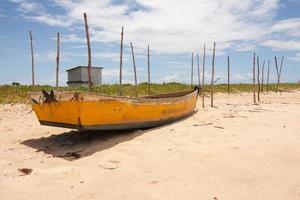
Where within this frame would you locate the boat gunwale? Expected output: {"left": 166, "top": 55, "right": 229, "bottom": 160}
{"left": 28, "top": 89, "right": 198, "bottom": 104}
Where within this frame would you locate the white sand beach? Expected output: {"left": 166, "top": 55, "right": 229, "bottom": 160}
{"left": 0, "top": 91, "right": 300, "bottom": 200}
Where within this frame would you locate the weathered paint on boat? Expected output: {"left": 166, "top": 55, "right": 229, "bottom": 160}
{"left": 28, "top": 89, "right": 198, "bottom": 130}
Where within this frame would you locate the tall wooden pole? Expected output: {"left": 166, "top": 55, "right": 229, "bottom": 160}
{"left": 227, "top": 56, "right": 230, "bottom": 93}
{"left": 261, "top": 60, "right": 265, "bottom": 93}
{"left": 147, "top": 45, "right": 151, "bottom": 96}
{"left": 210, "top": 42, "right": 216, "bottom": 108}
{"left": 130, "top": 42, "right": 138, "bottom": 97}
{"left": 267, "top": 60, "right": 270, "bottom": 93}
{"left": 279, "top": 56, "right": 284, "bottom": 78}
{"left": 253, "top": 53, "right": 256, "bottom": 104}
{"left": 202, "top": 45, "right": 206, "bottom": 108}
{"left": 56, "top": 32, "right": 60, "bottom": 90}
{"left": 29, "top": 31, "right": 35, "bottom": 86}
{"left": 275, "top": 56, "right": 284, "bottom": 93}
{"left": 197, "top": 52, "right": 201, "bottom": 94}
{"left": 191, "top": 52, "right": 194, "bottom": 88}
{"left": 119, "top": 27, "right": 124, "bottom": 96}
{"left": 257, "top": 56, "right": 260, "bottom": 102}
{"left": 83, "top": 13, "right": 92, "bottom": 91}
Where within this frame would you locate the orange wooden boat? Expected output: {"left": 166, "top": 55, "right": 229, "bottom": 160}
{"left": 28, "top": 89, "right": 198, "bottom": 130}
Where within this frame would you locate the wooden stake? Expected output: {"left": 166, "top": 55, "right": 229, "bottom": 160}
{"left": 191, "top": 52, "right": 194, "bottom": 88}
{"left": 275, "top": 56, "right": 284, "bottom": 93}
{"left": 227, "top": 56, "right": 230, "bottom": 93}
{"left": 202, "top": 45, "right": 206, "bottom": 108}
{"left": 29, "top": 31, "right": 35, "bottom": 86}
{"left": 252, "top": 53, "right": 256, "bottom": 104}
{"left": 197, "top": 52, "right": 201, "bottom": 94}
{"left": 119, "top": 27, "right": 124, "bottom": 96}
{"left": 147, "top": 45, "right": 151, "bottom": 96}
{"left": 83, "top": 13, "right": 93, "bottom": 91}
{"left": 257, "top": 56, "right": 260, "bottom": 102}
{"left": 267, "top": 60, "right": 270, "bottom": 93}
{"left": 130, "top": 42, "right": 138, "bottom": 97}
{"left": 210, "top": 42, "right": 216, "bottom": 108}
{"left": 56, "top": 32, "right": 60, "bottom": 90}
{"left": 261, "top": 60, "right": 265, "bottom": 93}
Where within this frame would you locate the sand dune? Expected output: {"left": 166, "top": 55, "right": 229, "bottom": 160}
{"left": 0, "top": 91, "right": 300, "bottom": 200}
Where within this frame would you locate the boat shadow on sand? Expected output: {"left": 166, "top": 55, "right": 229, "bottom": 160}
{"left": 21, "top": 111, "right": 197, "bottom": 161}
{"left": 21, "top": 129, "right": 144, "bottom": 161}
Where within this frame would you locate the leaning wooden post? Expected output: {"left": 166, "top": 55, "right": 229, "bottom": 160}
{"left": 274, "top": 56, "right": 279, "bottom": 93}
{"left": 56, "top": 32, "right": 60, "bottom": 90}
{"left": 261, "top": 60, "right": 265, "bottom": 93}
{"left": 210, "top": 42, "right": 216, "bottom": 108}
{"left": 130, "top": 42, "right": 138, "bottom": 97}
{"left": 267, "top": 60, "right": 270, "bottom": 93}
{"left": 147, "top": 45, "right": 151, "bottom": 96}
{"left": 275, "top": 56, "right": 284, "bottom": 93}
{"left": 197, "top": 52, "right": 201, "bottom": 94}
{"left": 83, "top": 13, "right": 93, "bottom": 91}
{"left": 119, "top": 27, "right": 124, "bottom": 96}
{"left": 29, "top": 31, "right": 35, "bottom": 86}
{"left": 227, "top": 56, "right": 230, "bottom": 93}
{"left": 257, "top": 56, "right": 260, "bottom": 102}
{"left": 191, "top": 52, "right": 194, "bottom": 88}
{"left": 252, "top": 53, "right": 256, "bottom": 104}
{"left": 202, "top": 45, "right": 206, "bottom": 108}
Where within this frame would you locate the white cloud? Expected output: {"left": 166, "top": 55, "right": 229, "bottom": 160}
{"left": 25, "top": 14, "right": 71, "bottom": 27}
{"left": 260, "top": 40, "right": 300, "bottom": 51}
{"left": 270, "top": 18, "right": 300, "bottom": 37}
{"left": 8, "top": 0, "right": 44, "bottom": 14}
{"left": 290, "top": 53, "right": 300, "bottom": 62}
{"left": 11, "top": 0, "right": 290, "bottom": 54}
{"left": 158, "top": 74, "right": 180, "bottom": 83}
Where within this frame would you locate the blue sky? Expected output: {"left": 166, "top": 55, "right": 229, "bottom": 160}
{"left": 0, "top": 0, "right": 299, "bottom": 85}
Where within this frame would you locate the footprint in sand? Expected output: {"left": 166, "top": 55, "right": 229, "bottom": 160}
{"left": 99, "top": 160, "right": 120, "bottom": 170}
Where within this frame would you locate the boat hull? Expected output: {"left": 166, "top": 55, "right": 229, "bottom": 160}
{"left": 29, "top": 89, "right": 198, "bottom": 130}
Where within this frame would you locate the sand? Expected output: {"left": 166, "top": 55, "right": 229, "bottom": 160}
{"left": 0, "top": 91, "right": 300, "bottom": 200}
